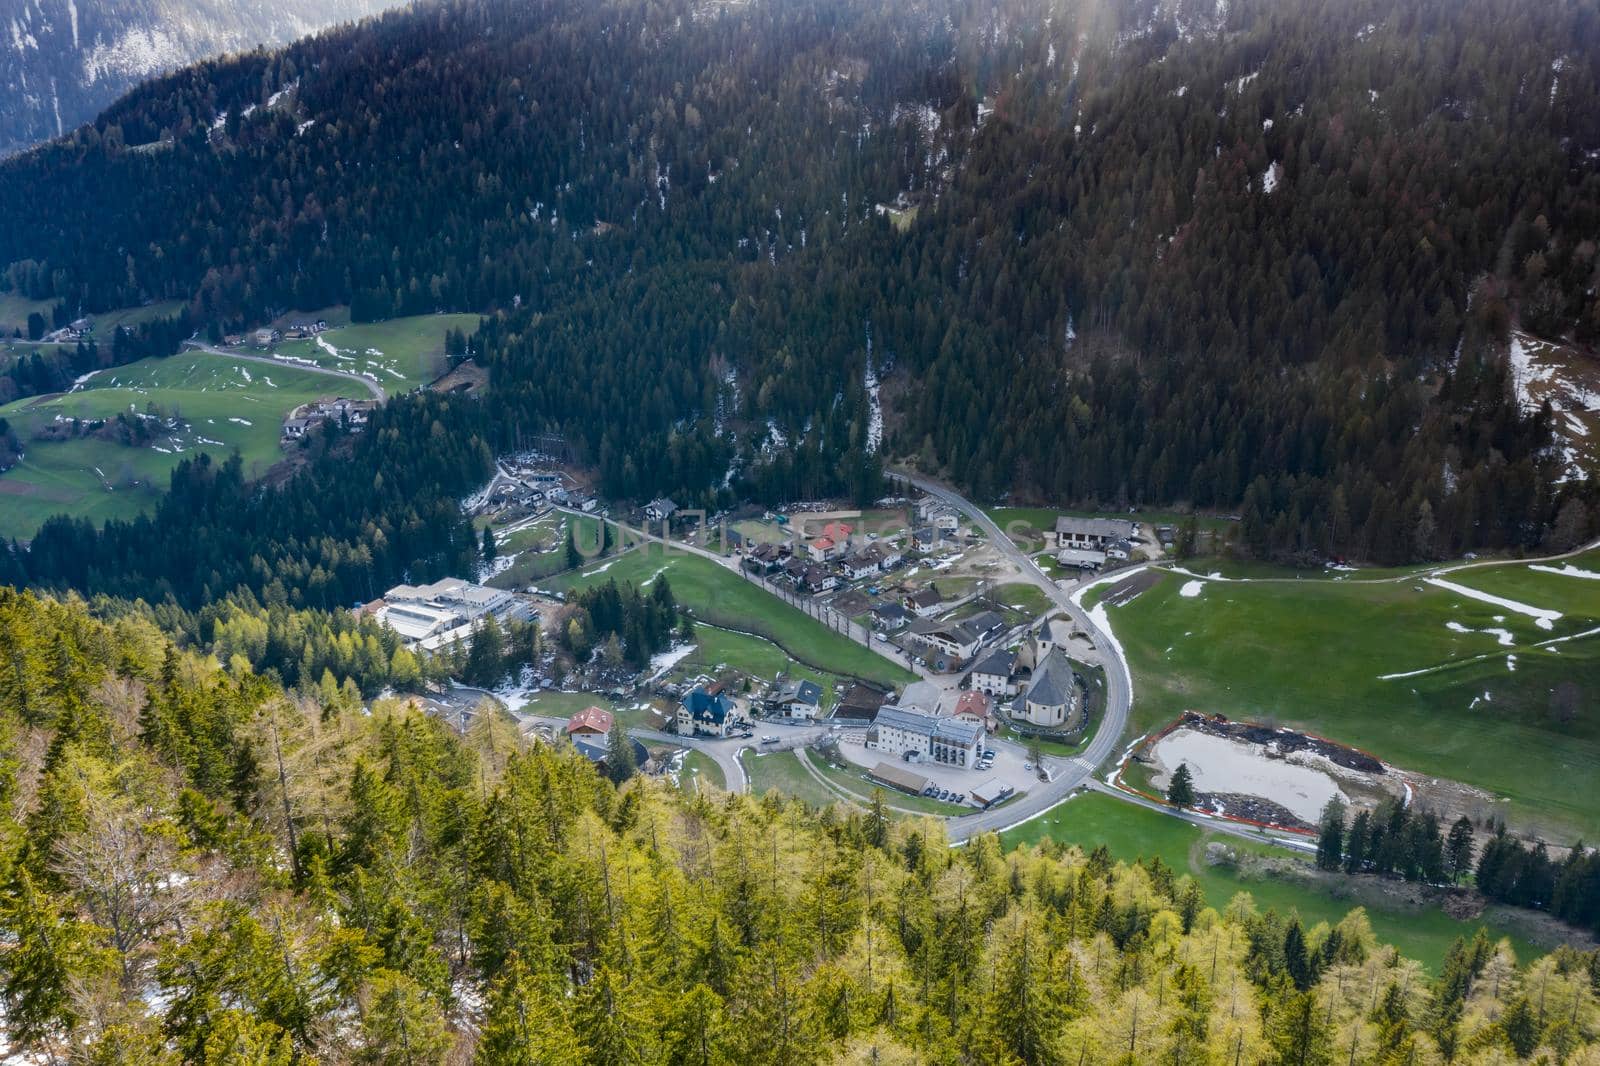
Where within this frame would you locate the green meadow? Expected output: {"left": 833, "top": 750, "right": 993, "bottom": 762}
{"left": 0, "top": 351, "right": 336, "bottom": 539}
{"left": 999, "top": 793, "right": 1546, "bottom": 972}
{"left": 1098, "top": 559, "right": 1600, "bottom": 840}
{"left": 548, "top": 544, "right": 915, "bottom": 687}
{"left": 266, "top": 313, "right": 482, "bottom": 392}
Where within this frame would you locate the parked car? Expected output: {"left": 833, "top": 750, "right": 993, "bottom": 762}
{"left": 761, "top": 735, "right": 779, "bottom": 745}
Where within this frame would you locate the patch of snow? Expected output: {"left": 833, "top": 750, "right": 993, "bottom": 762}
{"left": 1179, "top": 580, "right": 1204, "bottom": 598}
{"left": 228, "top": 417, "right": 252, "bottom": 426}
{"left": 1425, "top": 576, "right": 1561, "bottom": 630}
{"left": 1530, "top": 563, "right": 1600, "bottom": 580}
{"left": 646, "top": 642, "right": 696, "bottom": 682}
{"left": 1261, "top": 161, "right": 1281, "bottom": 194}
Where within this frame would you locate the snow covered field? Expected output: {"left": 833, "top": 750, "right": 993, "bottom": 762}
{"left": 1151, "top": 727, "right": 1347, "bottom": 823}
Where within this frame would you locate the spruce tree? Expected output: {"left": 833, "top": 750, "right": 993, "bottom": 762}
{"left": 1167, "top": 763, "right": 1195, "bottom": 807}
{"left": 605, "top": 722, "right": 637, "bottom": 784}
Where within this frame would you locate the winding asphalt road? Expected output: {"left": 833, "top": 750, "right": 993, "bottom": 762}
{"left": 889, "top": 470, "right": 1138, "bottom": 842}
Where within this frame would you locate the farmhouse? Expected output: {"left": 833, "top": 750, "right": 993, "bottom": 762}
{"left": 282, "top": 397, "right": 377, "bottom": 440}
{"left": 1046, "top": 516, "right": 1135, "bottom": 552}
{"left": 867, "top": 706, "right": 981, "bottom": 767}
{"left": 766, "top": 678, "right": 823, "bottom": 719}
{"left": 1012, "top": 647, "right": 1081, "bottom": 730}
{"left": 644, "top": 498, "right": 678, "bottom": 523}
{"left": 1054, "top": 547, "right": 1107, "bottom": 570}
{"left": 969, "top": 647, "right": 1019, "bottom": 697}
{"left": 252, "top": 328, "right": 282, "bottom": 348}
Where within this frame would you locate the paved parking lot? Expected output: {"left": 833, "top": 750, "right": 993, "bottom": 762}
{"left": 833, "top": 731, "right": 1043, "bottom": 804}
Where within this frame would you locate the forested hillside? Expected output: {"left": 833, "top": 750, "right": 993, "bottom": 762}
{"left": 0, "top": 0, "right": 392, "bottom": 157}
{"left": 2, "top": 0, "right": 1599, "bottom": 577}
{"left": 1, "top": 587, "right": 1598, "bottom": 1062}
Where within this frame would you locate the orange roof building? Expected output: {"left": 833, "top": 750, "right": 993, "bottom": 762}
{"left": 566, "top": 706, "right": 615, "bottom": 736}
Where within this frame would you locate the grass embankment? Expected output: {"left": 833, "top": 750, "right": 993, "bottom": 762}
{"left": 266, "top": 313, "right": 482, "bottom": 392}
{"left": 485, "top": 513, "right": 609, "bottom": 589}
{"left": 550, "top": 545, "right": 915, "bottom": 688}
{"left": 741, "top": 750, "right": 839, "bottom": 808}
{"left": 1000, "top": 793, "right": 1546, "bottom": 972}
{"left": 0, "top": 351, "right": 335, "bottom": 539}
{"left": 680, "top": 750, "right": 725, "bottom": 793}
{"left": 685, "top": 623, "right": 849, "bottom": 707}
{"left": 1101, "top": 561, "right": 1600, "bottom": 840}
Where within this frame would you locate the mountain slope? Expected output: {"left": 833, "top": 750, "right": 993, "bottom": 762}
{"left": 0, "top": 0, "right": 393, "bottom": 157}
{"left": 1, "top": 0, "right": 1597, "bottom": 584}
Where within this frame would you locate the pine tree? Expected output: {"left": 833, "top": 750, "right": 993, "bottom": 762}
{"left": 1446, "top": 816, "right": 1475, "bottom": 883}
{"left": 605, "top": 723, "right": 637, "bottom": 784}
{"left": 1167, "top": 763, "right": 1195, "bottom": 808}
{"left": 565, "top": 526, "right": 582, "bottom": 571}
{"left": 482, "top": 525, "right": 498, "bottom": 562}
{"left": 1315, "top": 797, "right": 1345, "bottom": 871}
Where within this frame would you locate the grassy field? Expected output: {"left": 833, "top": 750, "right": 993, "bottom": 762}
{"left": 1000, "top": 793, "right": 1546, "bottom": 971}
{"left": 1100, "top": 560, "right": 1600, "bottom": 840}
{"left": 0, "top": 291, "right": 58, "bottom": 335}
{"left": 685, "top": 623, "right": 850, "bottom": 705}
{"left": 484, "top": 513, "right": 611, "bottom": 589}
{"left": 548, "top": 546, "right": 916, "bottom": 687}
{"left": 742, "top": 749, "right": 840, "bottom": 807}
{"left": 803, "top": 749, "right": 970, "bottom": 816}
{"left": 0, "top": 351, "right": 335, "bottom": 539}
{"left": 680, "top": 750, "right": 725, "bottom": 793}
{"left": 265, "top": 313, "right": 482, "bottom": 392}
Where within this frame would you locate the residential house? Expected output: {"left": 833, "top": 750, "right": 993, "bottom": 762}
{"left": 969, "top": 648, "right": 1019, "bottom": 697}
{"left": 743, "top": 543, "right": 789, "bottom": 575}
{"left": 1012, "top": 647, "right": 1082, "bottom": 730}
{"left": 572, "top": 734, "right": 650, "bottom": 774}
{"left": 872, "top": 542, "right": 904, "bottom": 569}
{"left": 908, "top": 610, "right": 1005, "bottom": 668}
{"left": 644, "top": 498, "right": 678, "bottom": 523}
{"left": 807, "top": 535, "right": 835, "bottom": 562}
{"left": 867, "top": 706, "right": 981, "bottom": 767}
{"left": 801, "top": 565, "right": 837, "bottom": 594}
{"left": 905, "top": 587, "right": 943, "bottom": 617}
{"left": 912, "top": 526, "right": 941, "bottom": 551}
{"left": 566, "top": 706, "right": 615, "bottom": 738}
{"left": 842, "top": 552, "right": 880, "bottom": 581}
{"left": 1046, "top": 516, "right": 1135, "bottom": 552}
{"left": 781, "top": 557, "right": 809, "bottom": 584}
{"left": 932, "top": 511, "right": 960, "bottom": 534}
{"left": 834, "top": 681, "right": 892, "bottom": 720}
{"left": 251, "top": 327, "right": 282, "bottom": 348}
{"left": 677, "top": 686, "right": 744, "bottom": 737}
{"left": 871, "top": 602, "right": 909, "bottom": 630}
{"left": 1107, "top": 537, "right": 1135, "bottom": 562}
{"left": 953, "top": 690, "right": 997, "bottom": 733}
{"left": 766, "top": 678, "right": 823, "bottom": 720}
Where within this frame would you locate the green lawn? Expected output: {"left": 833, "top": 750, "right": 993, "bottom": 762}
{"left": 982, "top": 582, "right": 1051, "bottom": 617}
{"left": 0, "top": 351, "right": 336, "bottom": 539}
{"left": 742, "top": 749, "right": 841, "bottom": 808}
{"left": 680, "top": 750, "right": 725, "bottom": 793}
{"left": 1000, "top": 793, "right": 1544, "bottom": 971}
{"left": 685, "top": 624, "right": 848, "bottom": 706}
{"left": 1102, "top": 563, "right": 1600, "bottom": 840}
{"left": 548, "top": 546, "right": 915, "bottom": 687}
{"left": 0, "top": 291, "right": 58, "bottom": 335}
{"left": 487, "top": 514, "right": 611, "bottom": 589}
{"left": 265, "top": 313, "right": 482, "bottom": 392}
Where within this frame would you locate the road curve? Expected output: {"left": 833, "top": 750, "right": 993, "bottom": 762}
{"left": 182, "top": 341, "right": 387, "bottom": 401}
{"left": 888, "top": 470, "right": 1137, "bottom": 843}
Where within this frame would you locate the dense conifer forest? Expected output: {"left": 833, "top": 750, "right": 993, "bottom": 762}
{"left": 0, "top": 587, "right": 1597, "bottom": 1062}
{"left": 0, "top": 0, "right": 1598, "bottom": 605}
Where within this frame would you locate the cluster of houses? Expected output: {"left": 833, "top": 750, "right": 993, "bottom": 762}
{"left": 1044, "top": 516, "right": 1138, "bottom": 571}
{"left": 741, "top": 520, "right": 909, "bottom": 595}
{"left": 473, "top": 464, "right": 592, "bottom": 514}
{"left": 282, "top": 396, "right": 378, "bottom": 439}
{"left": 362, "top": 576, "right": 535, "bottom": 652}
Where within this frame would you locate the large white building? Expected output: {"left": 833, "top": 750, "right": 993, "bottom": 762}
{"left": 868, "top": 706, "right": 982, "bottom": 767}
{"left": 372, "top": 578, "right": 527, "bottom": 651}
